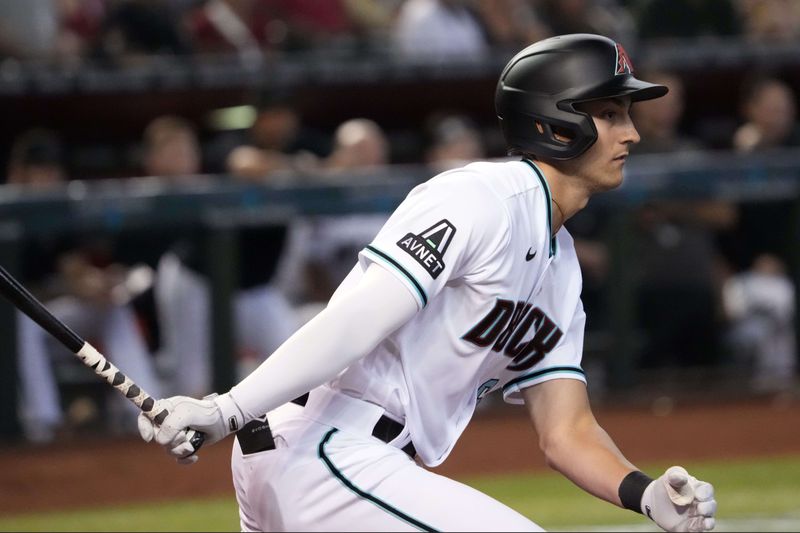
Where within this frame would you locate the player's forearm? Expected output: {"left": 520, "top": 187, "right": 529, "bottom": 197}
{"left": 228, "top": 302, "right": 377, "bottom": 421}
{"left": 541, "top": 420, "right": 637, "bottom": 506}
{"left": 226, "top": 263, "right": 418, "bottom": 423}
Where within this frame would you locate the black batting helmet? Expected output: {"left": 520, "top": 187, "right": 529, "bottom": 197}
{"left": 495, "top": 34, "right": 668, "bottom": 161}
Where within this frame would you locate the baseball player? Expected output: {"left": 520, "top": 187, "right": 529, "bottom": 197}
{"left": 139, "top": 34, "right": 717, "bottom": 532}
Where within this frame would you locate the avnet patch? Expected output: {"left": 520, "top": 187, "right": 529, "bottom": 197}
{"left": 394, "top": 219, "right": 456, "bottom": 279}
{"left": 396, "top": 233, "right": 446, "bottom": 278}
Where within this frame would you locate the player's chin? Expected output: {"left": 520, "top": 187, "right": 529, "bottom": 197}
{"left": 595, "top": 171, "right": 624, "bottom": 192}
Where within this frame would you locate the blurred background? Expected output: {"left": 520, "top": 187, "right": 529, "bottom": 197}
{"left": 0, "top": 0, "right": 798, "bottom": 531}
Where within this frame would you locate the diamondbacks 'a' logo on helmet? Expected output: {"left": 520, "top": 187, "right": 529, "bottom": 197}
{"left": 615, "top": 43, "right": 633, "bottom": 75}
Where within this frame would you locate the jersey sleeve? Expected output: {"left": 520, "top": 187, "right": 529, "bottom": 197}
{"left": 499, "top": 297, "right": 587, "bottom": 404}
{"left": 359, "top": 172, "right": 509, "bottom": 309}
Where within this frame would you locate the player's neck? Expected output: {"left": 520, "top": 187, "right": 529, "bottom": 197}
{"left": 533, "top": 161, "right": 592, "bottom": 234}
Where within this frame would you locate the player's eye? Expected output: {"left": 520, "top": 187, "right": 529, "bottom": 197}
{"left": 602, "top": 110, "right": 617, "bottom": 120}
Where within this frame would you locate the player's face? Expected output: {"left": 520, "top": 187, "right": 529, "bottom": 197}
{"left": 571, "top": 97, "right": 640, "bottom": 191}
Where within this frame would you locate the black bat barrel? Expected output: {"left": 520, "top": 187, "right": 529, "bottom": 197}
{"left": 0, "top": 265, "right": 84, "bottom": 353}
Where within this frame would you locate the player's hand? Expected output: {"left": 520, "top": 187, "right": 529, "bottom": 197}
{"left": 641, "top": 466, "right": 717, "bottom": 532}
{"left": 138, "top": 394, "right": 241, "bottom": 464}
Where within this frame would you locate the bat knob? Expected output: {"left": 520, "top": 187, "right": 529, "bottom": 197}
{"left": 188, "top": 430, "right": 206, "bottom": 452}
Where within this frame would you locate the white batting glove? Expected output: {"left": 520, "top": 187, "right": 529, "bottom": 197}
{"left": 137, "top": 393, "right": 245, "bottom": 465}
{"left": 641, "top": 466, "right": 717, "bottom": 532}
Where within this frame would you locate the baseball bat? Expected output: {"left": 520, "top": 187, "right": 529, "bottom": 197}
{"left": 0, "top": 264, "right": 204, "bottom": 452}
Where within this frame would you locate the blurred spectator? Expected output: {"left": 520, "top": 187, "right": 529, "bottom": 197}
{"left": 721, "top": 77, "right": 800, "bottom": 386}
{"left": 141, "top": 115, "right": 211, "bottom": 396}
{"left": 142, "top": 115, "right": 203, "bottom": 181}
{"left": 280, "top": 118, "right": 392, "bottom": 318}
{"left": 92, "top": 0, "right": 191, "bottom": 66}
{"left": 106, "top": 115, "right": 204, "bottom": 271}
{"left": 631, "top": 71, "right": 704, "bottom": 154}
{"left": 188, "top": 0, "right": 362, "bottom": 57}
{"left": 324, "top": 118, "right": 389, "bottom": 172}
{"left": 634, "top": 0, "right": 742, "bottom": 40}
{"left": 185, "top": 0, "right": 272, "bottom": 62}
{"left": 0, "top": 0, "right": 103, "bottom": 64}
{"left": 343, "top": 0, "right": 403, "bottom": 48}
{"left": 424, "top": 113, "right": 486, "bottom": 171}
{"left": 9, "top": 129, "right": 162, "bottom": 442}
{"left": 538, "top": 0, "right": 636, "bottom": 45}
{"left": 0, "top": 1, "right": 61, "bottom": 61}
{"left": 635, "top": 200, "right": 737, "bottom": 369}
{"left": 267, "top": 0, "right": 356, "bottom": 52}
{"left": 214, "top": 90, "right": 329, "bottom": 179}
{"left": 59, "top": 0, "right": 107, "bottom": 60}
{"left": 141, "top": 116, "right": 298, "bottom": 396}
{"left": 563, "top": 208, "right": 612, "bottom": 331}
{"left": 722, "top": 253, "right": 797, "bottom": 393}
{"left": 629, "top": 71, "right": 734, "bottom": 370}
{"left": 393, "top": 0, "right": 488, "bottom": 61}
{"left": 474, "top": 0, "right": 550, "bottom": 49}
{"left": 723, "top": 78, "right": 799, "bottom": 290}
{"left": 733, "top": 77, "right": 800, "bottom": 152}
{"left": 6, "top": 129, "right": 67, "bottom": 187}
{"left": 738, "top": 0, "right": 800, "bottom": 42}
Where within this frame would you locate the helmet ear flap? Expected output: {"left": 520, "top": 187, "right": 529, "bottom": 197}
{"left": 502, "top": 107, "right": 597, "bottom": 160}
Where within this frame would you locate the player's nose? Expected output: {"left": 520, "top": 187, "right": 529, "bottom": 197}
{"left": 622, "top": 116, "right": 641, "bottom": 145}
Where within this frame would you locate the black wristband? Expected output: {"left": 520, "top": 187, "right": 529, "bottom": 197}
{"left": 618, "top": 471, "right": 654, "bottom": 513}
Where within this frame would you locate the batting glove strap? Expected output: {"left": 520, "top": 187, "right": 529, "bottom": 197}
{"left": 213, "top": 392, "right": 246, "bottom": 434}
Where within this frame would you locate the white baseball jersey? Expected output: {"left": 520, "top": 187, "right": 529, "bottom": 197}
{"left": 330, "top": 158, "right": 587, "bottom": 467}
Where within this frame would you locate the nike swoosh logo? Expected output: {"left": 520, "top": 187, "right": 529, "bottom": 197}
{"left": 525, "top": 248, "right": 537, "bottom": 261}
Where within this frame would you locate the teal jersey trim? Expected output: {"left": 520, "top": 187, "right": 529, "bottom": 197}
{"left": 364, "top": 245, "right": 428, "bottom": 307}
{"left": 318, "top": 429, "right": 439, "bottom": 532}
{"left": 521, "top": 159, "right": 558, "bottom": 258}
{"left": 502, "top": 366, "right": 586, "bottom": 392}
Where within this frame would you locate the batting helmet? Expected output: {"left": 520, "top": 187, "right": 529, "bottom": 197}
{"left": 495, "top": 34, "right": 668, "bottom": 161}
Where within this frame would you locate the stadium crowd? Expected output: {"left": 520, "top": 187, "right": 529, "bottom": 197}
{"left": 0, "top": 0, "right": 799, "bottom": 66}
{"left": 0, "top": 0, "right": 798, "bottom": 443}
